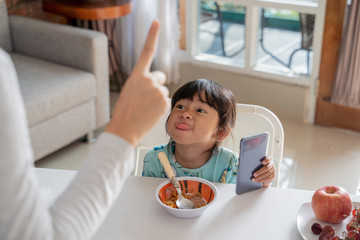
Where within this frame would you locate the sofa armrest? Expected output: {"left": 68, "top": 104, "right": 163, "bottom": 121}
{"left": 9, "top": 15, "right": 109, "bottom": 128}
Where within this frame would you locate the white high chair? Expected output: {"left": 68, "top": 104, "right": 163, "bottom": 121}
{"left": 134, "top": 102, "right": 284, "bottom": 187}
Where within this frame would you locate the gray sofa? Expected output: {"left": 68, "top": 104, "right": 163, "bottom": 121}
{"left": 0, "top": 0, "right": 110, "bottom": 161}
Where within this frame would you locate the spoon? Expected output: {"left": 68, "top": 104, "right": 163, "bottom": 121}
{"left": 158, "top": 152, "right": 195, "bottom": 209}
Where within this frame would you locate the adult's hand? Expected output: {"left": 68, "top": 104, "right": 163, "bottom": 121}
{"left": 106, "top": 20, "right": 169, "bottom": 146}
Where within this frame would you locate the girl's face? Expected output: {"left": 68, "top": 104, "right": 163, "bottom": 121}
{"left": 167, "top": 92, "right": 220, "bottom": 148}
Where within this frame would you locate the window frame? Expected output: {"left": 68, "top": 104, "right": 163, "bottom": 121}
{"left": 185, "top": 0, "right": 327, "bottom": 88}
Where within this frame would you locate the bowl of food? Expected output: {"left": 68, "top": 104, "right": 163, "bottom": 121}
{"left": 155, "top": 176, "right": 218, "bottom": 218}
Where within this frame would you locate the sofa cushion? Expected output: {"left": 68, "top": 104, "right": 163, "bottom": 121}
{"left": 30, "top": 100, "right": 95, "bottom": 160}
{"left": 0, "top": 1, "right": 12, "bottom": 52}
{"left": 10, "top": 53, "right": 96, "bottom": 127}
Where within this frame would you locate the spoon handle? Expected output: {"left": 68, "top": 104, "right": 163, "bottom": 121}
{"left": 157, "top": 152, "right": 175, "bottom": 179}
{"left": 158, "top": 152, "right": 182, "bottom": 194}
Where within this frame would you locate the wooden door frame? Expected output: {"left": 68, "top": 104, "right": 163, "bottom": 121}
{"left": 315, "top": 0, "right": 360, "bottom": 132}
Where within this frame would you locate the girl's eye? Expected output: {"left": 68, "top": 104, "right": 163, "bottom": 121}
{"left": 176, "top": 104, "right": 184, "bottom": 110}
{"left": 197, "top": 109, "right": 206, "bottom": 113}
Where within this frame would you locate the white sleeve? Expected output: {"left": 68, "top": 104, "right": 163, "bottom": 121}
{"left": 0, "top": 49, "right": 135, "bottom": 240}
{"left": 50, "top": 133, "right": 135, "bottom": 240}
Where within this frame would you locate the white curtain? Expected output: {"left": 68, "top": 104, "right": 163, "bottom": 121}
{"left": 117, "top": 0, "right": 180, "bottom": 84}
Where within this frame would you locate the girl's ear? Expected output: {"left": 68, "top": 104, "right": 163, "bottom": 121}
{"left": 216, "top": 127, "right": 231, "bottom": 141}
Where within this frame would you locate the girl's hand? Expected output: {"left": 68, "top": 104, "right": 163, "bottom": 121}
{"left": 252, "top": 157, "right": 276, "bottom": 188}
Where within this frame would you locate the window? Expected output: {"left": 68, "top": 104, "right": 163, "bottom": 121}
{"left": 199, "top": 1, "right": 246, "bottom": 64}
{"left": 186, "top": 0, "right": 327, "bottom": 87}
{"left": 257, "top": 8, "right": 315, "bottom": 75}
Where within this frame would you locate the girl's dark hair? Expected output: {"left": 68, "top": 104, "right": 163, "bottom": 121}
{"left": 169, "top": 79, "right": 236, "bottom": 152}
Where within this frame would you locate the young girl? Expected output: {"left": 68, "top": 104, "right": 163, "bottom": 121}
{"left": 142, "top": 79, "right": 275, "bottom": 185}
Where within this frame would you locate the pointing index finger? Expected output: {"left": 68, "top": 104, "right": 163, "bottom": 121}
{"left": 134, "top": 20, "right": 160, "bottom": 73}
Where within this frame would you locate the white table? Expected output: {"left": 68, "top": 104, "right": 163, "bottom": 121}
{"left": 35, "top": 168, "right": 360, "bottom": 240}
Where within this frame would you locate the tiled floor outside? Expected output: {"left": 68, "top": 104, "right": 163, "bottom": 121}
{"left": 199, "top": 20, "right": 312, "bottom": 75}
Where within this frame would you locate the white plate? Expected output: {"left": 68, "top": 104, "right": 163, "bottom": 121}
{"left": 297, "top": 202, "right": 359, "bottom": 240}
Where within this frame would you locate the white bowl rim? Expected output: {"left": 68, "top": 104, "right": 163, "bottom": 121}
{"left": 155, "top": 176, "right": 218, "bottom": 212}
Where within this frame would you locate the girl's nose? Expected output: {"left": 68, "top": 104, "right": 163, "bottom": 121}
{"left": 180, "top": 111, "right": 192, "bottom": 119}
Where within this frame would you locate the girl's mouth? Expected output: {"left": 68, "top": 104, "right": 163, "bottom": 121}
{"left": 176, "top": 123, "right": 191, "bottom": 130}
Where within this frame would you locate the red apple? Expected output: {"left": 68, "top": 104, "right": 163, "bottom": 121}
{"left": 311, "top": 185, "right": 352, "bottom": 224}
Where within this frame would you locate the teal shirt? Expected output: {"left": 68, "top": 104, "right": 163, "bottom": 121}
{"left": 142, "top": 142, "right": 238, "bottom": 183}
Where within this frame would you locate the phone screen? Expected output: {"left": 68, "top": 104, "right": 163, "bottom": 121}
{"left": 235, "top": 132, "right": 269, "bottom": 195}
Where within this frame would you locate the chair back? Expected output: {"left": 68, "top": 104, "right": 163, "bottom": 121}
{"left": 0, "top": 0, "right": 12, "bottom": 52}
{"left": 134, "top": 102, "right": 284, "bottom": 187}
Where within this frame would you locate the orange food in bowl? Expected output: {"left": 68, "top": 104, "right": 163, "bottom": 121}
{"left": 155, "top": 176, "right": 218, "bottom": 218}
{"left": 158, "top": 179, "right": 216, "bottom": 208}
{"left": 164, "top": 189, "right": 207, "bottom": 208}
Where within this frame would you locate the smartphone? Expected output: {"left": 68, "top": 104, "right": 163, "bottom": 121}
{"left": 235, "top": 132, "right": 269, "bottom": 195}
